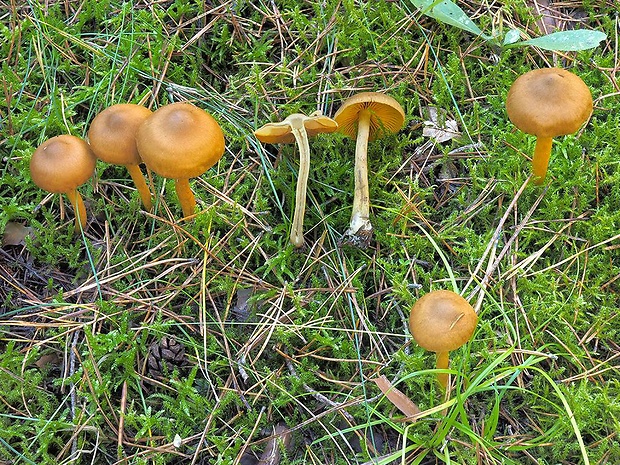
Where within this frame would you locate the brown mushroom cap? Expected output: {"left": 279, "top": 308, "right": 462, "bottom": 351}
{"left": 254, "top": 112, "right": 338, "bottom": 144}
{"left": 409, "top": 290, "right": 478, "bottom": 353}
{"left": 88, "top": 103, "right": 153, "bottom": 165}
{"left": 506, "top": 68, "right": 592, "bottom": 138}
{"left": 333, "top": 92, "right": 405, "bottom": 141}
{"left": 136, "top": 102, "right": 225, "bottom": 179}
{"left": 30, "top": 135, "right": 96, "bottom": 193}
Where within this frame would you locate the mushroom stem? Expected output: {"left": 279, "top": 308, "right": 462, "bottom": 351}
{"left": 347, "top": 109, "right": 372, "bottom": 238}
{"left": 436, "top": 351, "right": 450, "bottom": 389}
{"left": 288, "top": 120, "right": 312, "bottom": 248}
{"left": 531, "top": 136, "right": 553, "bottom": 185}
{"left": 125, "top": 164, "right": 153, "bottom": 210}
{"left": 174, "top": 178, "right": 196, "bottom": 218}
{"left": 66, "top": 188, "right": 87, "bottom": 230}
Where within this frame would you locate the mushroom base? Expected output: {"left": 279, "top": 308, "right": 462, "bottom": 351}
{"left": 340, "top": 217, "right": 373, "bottom": 248}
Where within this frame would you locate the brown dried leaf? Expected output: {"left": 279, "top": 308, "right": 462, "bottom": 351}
{"left": 233, "top": 287, "right": 254, "bottom": 321}
{"left": 257, "top": 423, "right": 292, "bottom": 465}
{"left": 2, "top": 222, "right": 33, "bottom": 246}
{"left": 373, "top": 375, "right": 421, "bottom": 422}
{"left": 34, "top": 353, "right": 61, "bottom": 370}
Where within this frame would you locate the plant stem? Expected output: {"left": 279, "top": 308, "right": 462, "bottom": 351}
{"left": 531, "top": 136, "right": 553, "bottom": 185}
{"left": 66, "top": 188, "right": 87, "bottom": 230}
{"left": 346, "top": 109, "right": 372, "bottom": 240}
{"left": 289, "top": 119, "right": 311, "bottom": 248}
{"left": 436, "top": 351, "right": 450, "bottom": 389}
{"left": 175, "top": 178, "right": 196, "bottom": 218}
{"left": 125, "top": 164, "right": 153, "bottom": 210}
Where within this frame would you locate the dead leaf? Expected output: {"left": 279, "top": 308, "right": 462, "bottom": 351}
{"left": 34, "top": 353, "right": 61, "bottom": 370}
{"left": 257, "top": 423, "right": 292, "bottom": 465}
{"left": 2, "top": 222, "right": 34, "bottom": 246}
{"left": 232, "top": 287, "right": 253, "bottom": 321}
{"left": 373, "top": 375, "right": 421, "bottom": 422}
{"left": 422, "top": 106, "right": 460, "bottom": 143}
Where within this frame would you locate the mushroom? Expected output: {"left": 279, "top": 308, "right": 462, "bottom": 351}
{"left": 30, "top": 134, "right": 96, "bottom": 230}
{"left": 254, "top": 111, "right": 338, "bottom": 247}
{"left": 135, "top": 102, "right": 225, "bottom": 218}
{"left": 506, "top": 67, "right": 592, "bottom": 184}
{"left": 88, "top": 103, "right": 154, "bottom": 209}
{"left": 333, "top": 92, "right": 405, "bottom": 247}
{"left": 409, "top": 289, "right": 478, "bottom": 389}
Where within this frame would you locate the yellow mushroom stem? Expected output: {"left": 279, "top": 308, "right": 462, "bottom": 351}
{"left": 174, "top": 178, "right": 196, "bottom": 218}
{"left": 531, "top": 136, "right": 553, "bottom": 185}
{"left": 436, "top": 351, "right": 450, "bottom": 389}
{"left": 125, "top": 164, "right": 153, "bottom": 210}
{"left": 348, "top": 108, "right": 372, "bottom": 237}
{"left": 66, "top": 188, "right": 87, "bottom": 230}
{"left": 287, "top": 116, "right": 312, "bottom": 248}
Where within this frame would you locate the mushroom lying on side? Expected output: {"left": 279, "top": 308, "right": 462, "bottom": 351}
{"left": 506, "top": 68, "right": 592, "bottom": 184}
{"left": 136, "top": 102, "right": 225, "bottom": 219}
{"left": 334, "top": 92, "right": 405, "bottom": 248}
{"left": 88, "top": 103, "right": 154, "bottom": 209}
{"left": 30, "top": 135, "right": 97, "bottom": 230}
{"left": 409, "top": 289, "right": 478, "bottom": 389}
{"left": 255, "top": 111, "right": 338, "bottom": 248}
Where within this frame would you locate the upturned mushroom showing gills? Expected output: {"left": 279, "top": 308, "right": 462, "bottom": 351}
{"left": 88, "top": 103, "right": 154, "bottom": 209}
{"left": 506, "top": 68, "right": 592, "bottom": 184}
{"left": 333, "top": 92, "right": 405, "bottom": 247}
{"left": 409, "top": 290, "right": 478, "bottom": 389}
{"left": 136, "top": 102, "right": 225, "bottom": 219}
{"left": 254, "top": 111, "right": 338, "bottom": 248}
{"left": 30, "top": 134, "right": 97, "bottom": 230}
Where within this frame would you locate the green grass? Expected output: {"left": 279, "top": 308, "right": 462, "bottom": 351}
{"left": 1, "top": 0, "right": 619, "bottom": 464}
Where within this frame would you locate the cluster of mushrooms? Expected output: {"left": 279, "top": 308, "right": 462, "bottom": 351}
{"left": 30, "top": 102, "right": 225, "bottom": 229}
{"left": 29, "top": 67, "right": 593, "bottom": 389}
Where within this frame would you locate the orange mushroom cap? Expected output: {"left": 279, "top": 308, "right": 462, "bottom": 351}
{"left": 334, "top": 92, "right": 405, "bottom": 141}
{"left": 30, "top": 135, "right": 96, "bottom": 194}
{"left": 136, "top": 102, "right": 225, "bottom": 179}
{"left": 506, "top": 68, "right": 592, "bottom": 139}
{"left": 409, "top": 290, "right": 478, "bottom": 353}
{"left": 254, "top": 112, "right": 339, "bottom": 144}
{"left": 88, "top": 103, "right": 153, "bottom": 165}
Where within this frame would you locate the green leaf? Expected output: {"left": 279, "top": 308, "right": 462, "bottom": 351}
{"left": 511, "top": 30, "right": 607, "bottom": 51}
{"left": 503, "top": 28, "right": 521, "bottom": 45}
{"left": 411, "top": 0, "right": 489, "bottom": 39}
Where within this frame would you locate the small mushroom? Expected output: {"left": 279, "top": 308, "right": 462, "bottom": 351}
{"left": 506, "top": 68, "right": 592, "bottom": 184}
{"left": 333, "top": 92, "right": 405, "bottom": 247}
{"left": 136, "top": 102, "right": 225, "bottom": 218}
{"left": 409, "top": 289, "right": 478, "bottom": 389}
{"left": 254, "top": 111, "right": 338, "bottom": 248}
{"left": 30, "top": 134, "right": 96, "bottom": 230}
{"left": 88, "top": 103, "right": 154, "bottom": 209}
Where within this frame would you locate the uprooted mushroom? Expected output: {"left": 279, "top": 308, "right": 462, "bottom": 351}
{"left": 333, "top": 92, "right": 405, "bottom": 248}
{"left": 255, "top": 111, "right": 338, "bottom": 248}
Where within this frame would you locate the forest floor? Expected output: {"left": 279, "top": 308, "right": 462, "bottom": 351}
{"left": 1, "top": 1, "right": 619, "bottom": 464}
